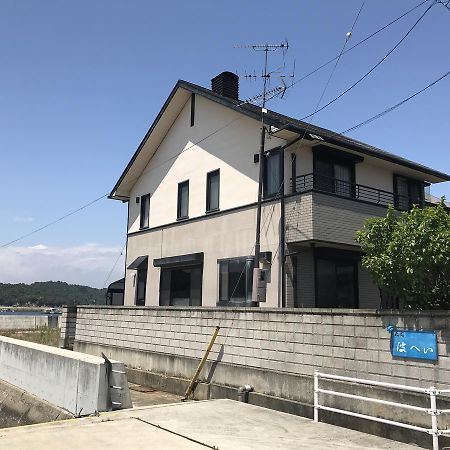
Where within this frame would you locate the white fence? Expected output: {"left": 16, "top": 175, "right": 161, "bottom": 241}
{"left": 314, "top": 371, "right": 450, "bottom": 450}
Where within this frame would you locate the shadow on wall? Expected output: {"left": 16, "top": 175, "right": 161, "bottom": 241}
{"left": 206, "top": 344, "right": 225, "bottom": 383}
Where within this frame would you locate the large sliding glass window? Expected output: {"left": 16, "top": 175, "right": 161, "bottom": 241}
{"left": 218, "top": 257, "right": 255, "bottom": 306}
{"left": 263, "top": 149, "right": 282, "bottom": 198}
{"left": 159, "top": 265, "right": 202, "bottom": 306}
{"left": 314, "top": 155, "right": 354, "bottom": 198}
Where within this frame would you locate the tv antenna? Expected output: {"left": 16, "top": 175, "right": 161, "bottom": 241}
{"left": 235, "top": 40, "right": 294, "bottom": 305}
{"left": 236, "top": 40, "right": 294, "bottom": 107}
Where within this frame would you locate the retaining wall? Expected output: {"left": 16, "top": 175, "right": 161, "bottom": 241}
{"left": 0, "top": 379, "right": 73, "bottom": 428}
{"left": 0, "top": 336, "right": 131, "bottom": 415}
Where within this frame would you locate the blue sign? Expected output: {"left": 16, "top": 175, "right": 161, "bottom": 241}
{"left": 388, "top": 327, "right": 438, "bottom": 361}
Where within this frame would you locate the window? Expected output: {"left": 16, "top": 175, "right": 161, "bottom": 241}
{"left": 177, "top": 181, "right": 189, "bottom": 219}
{"left": 394, "top": 175, "right": 424, "bottom": 211}
{"left": 218, "top": 257, "right": 255, "bottom": 306}
{"left": 136, "top": 266, "right": 147, "bottom": 306}
{"left": 263, "top": 149, "right": 282, "bottom": 198}
{"left": 206, "top": 170, "right": 220, "bottom": 212}
{"left": 140, "top": 194, "right": 150, "bottom": 229}
{"left": 190, "top": 94, "right": 195, "bottom": 127}
{"left": 315, "top": 250, "right": 359, "bottom": 308}
{"left": 159, "top": 266, "right": 202, "bottom": 306}
{"left": 314, "top": 154, "right": 354, "bottom": 198}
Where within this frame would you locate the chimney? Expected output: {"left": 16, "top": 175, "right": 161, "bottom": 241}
{"left": 211, "top": 71, "right": 239, "bottom": 100}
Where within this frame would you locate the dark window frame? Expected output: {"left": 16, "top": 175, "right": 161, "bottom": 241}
{"left": 263, "top": 147, "right": 283, "bottom": 199}
{"left": 217, "top": 256, "right": 255, "bottom": 306}
{"left": 139, "top": 193, "right": 150, "bottom": 229}
{"left": 190, "top": 94, "right": 195, "bottom": 127}
{"left": 159, "top": 264, "right": 203, "bottom": 307}
{"left": 135, "top": 266, "right": 148, "bottom": 306}
{"left": 313, "top": 152, "right": 356, "bottom": 198}
{"left": 393, "top": 174, "right": 425, "bottom": 211}
{"left": 206, "top": 169, "right": 220, "bottom": 213}
{"left": 177, "top": 180, "right": 189, "bottom": 220}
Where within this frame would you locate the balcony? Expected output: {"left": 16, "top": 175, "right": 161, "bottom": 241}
{"left": 290, "top": 173, "right": 422, "bottom": 210}
{"left": 285, "top": 173, "right": 424, "bottom": 247}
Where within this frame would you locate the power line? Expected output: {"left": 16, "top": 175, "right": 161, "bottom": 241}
{"left": 2, "top": 1, "right": 437, "bottom": 250}
{"left": 298, "top": 1, "right": 435, "bottom": 120}
{"left": 341, "top": 70, "right": 450, "bottom": 134}
{"left": 0, "top": 194, "right": 108, "bottom": 248}
{"left": 437, "top": 0, "right": 450, "bottom": 11}
{"left": 102, "top": 242, "right": 126, "bottom": 290}
{"left": 307, "top": 1, "right": 365, "bottom": 125}
{"left": 290, "top": 0, "right": 430, "bottom": 88}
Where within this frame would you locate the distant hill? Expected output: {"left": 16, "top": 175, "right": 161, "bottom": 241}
{"left": 0, "top": 281, "right": 106, "bottom": 307}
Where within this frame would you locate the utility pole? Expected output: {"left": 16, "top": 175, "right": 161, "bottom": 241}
{"left": 236, "top": 41, "right": 291, "bottom": 305}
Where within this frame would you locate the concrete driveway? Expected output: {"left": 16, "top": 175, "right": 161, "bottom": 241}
{"left": 0, "top": 399, "right": 420, "bottom": 450}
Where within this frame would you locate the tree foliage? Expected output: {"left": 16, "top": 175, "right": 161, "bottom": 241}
{"left": 0, "top": 281, "right": 106, "bottom": 307}
{"left": 356, "top": 202, "right": 450, "bottom": 310}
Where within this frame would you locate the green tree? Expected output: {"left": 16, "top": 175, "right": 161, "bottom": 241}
{"left": 356, "top": 201, "right": 450, "bottom": 309}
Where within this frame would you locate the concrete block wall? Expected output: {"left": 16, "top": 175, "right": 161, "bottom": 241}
{"left": 59, "top": 306, "right": 77, "bottom": 349}
{"left": 74, "top": 306, "right": 450, "bottom": 389}
{"left": 0, "top": 315, "right": 51, "bottom": 331}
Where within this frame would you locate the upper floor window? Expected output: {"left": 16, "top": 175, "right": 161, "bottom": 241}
{"left": 263, "top": 148, "right": 282, "bottom": 198}
{"left": 177, "top": 180, "right": 189, "bottom": 220}
{"left": 314, "top": 153, "right": 354, "bottom": 198}
{"left": 140, "top": 194, "right": 150, "bottom": 229}
{"left": 206, "top": 170, "right": 220, "bottom": 212}
{"left": 394, "top": 175, "right": 424, "bottom": 211}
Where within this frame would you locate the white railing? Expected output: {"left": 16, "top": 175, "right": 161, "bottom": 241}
{"left": 314, "top": 371, "right": 450, "bottom": 450}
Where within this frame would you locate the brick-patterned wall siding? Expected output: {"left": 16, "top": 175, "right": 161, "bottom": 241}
{"left": 285, "top": 194, "right": 313, "bottom": 243}
{"left": 285, "top": 192, "right": 387, "bottom": 246}
{"left": 312, "top": 193, "right": 387, "bottom": 246}
{"left": 74, "top": 306, "right": 450, "bottom": 388}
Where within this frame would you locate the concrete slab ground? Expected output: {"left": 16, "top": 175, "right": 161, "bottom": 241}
{"left": 0, "top": 399, "right": 421, "bottom": 450}
{"left": 128, "top": 383, "right": 182, "bottom": 407}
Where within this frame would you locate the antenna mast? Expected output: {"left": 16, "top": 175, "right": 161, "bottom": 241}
{"left": 236, "top": 41, "right": 292, "bottom": 305}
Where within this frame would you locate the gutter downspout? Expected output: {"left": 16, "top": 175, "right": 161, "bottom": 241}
{"left": 279, "top": 134, "right": 305, "bottom": 308}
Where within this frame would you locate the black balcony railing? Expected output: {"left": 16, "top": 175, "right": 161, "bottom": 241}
{"left": 291, "top": 173, "right": 421, "bottom": 210}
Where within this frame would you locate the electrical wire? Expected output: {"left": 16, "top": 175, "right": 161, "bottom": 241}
{"left": 0, "top": 194, "right": 108, "bottom": 248}
{"left": 298, "top": 1, "right": 436, "bottom": 121}
{"left": 2, "top": 1, "right": 437, "bottom": 254}
{"left": 101, "top": 242, "right": 126, "bottom": 290}
{"left": 340, "top": 70, "right": 450, "bottom": 135}
{"left": 437, "top": 0, "right": 450, "bottom": 11}
{"left": 289, "top": 0, "right": 430, "bottom": 88}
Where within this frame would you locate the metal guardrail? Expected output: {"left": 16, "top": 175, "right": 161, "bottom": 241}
{"left": 291, "top": 173, "right": 421, "bottom": 210}
{"left": 314, "top": 371, "right": 450, "bottom": 450}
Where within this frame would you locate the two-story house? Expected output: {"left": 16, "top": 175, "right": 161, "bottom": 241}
{"left": 109, "top": 72, "right": 449, "bottom": 309}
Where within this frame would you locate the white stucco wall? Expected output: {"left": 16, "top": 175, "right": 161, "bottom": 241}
{"left": 125, "top": 201, "right": 281, "bottom": 308}
{"left": 127, "top": 95, "right": 285, "bottom": 233}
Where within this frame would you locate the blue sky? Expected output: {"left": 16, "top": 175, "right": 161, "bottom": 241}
{"left": 0, "top": 0, "right": 449, "bottom": 287}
